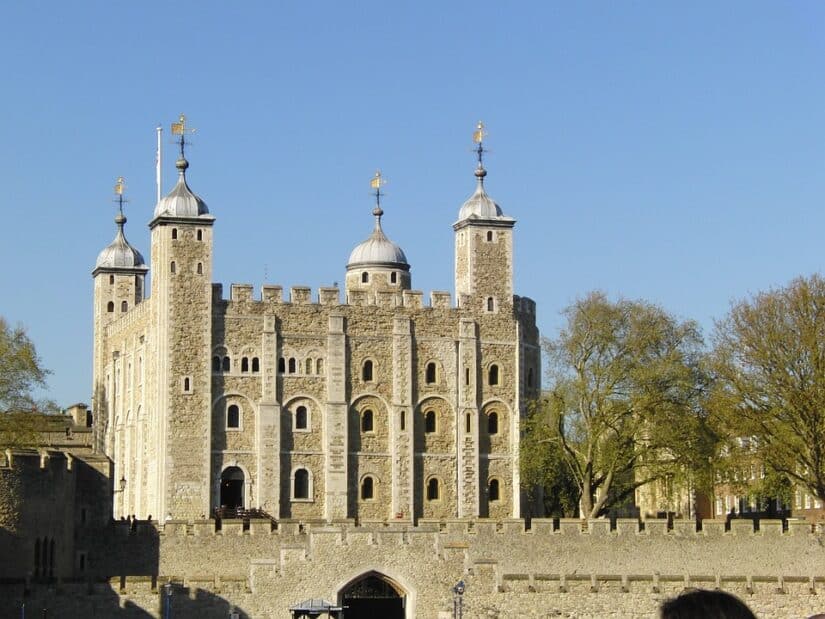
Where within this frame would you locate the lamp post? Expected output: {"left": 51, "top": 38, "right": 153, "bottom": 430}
{"left": 163, "top": 583, "right": 172, "bottom": 619}
{"left": 452, "top": 580, "right": 465, "bottom": 619}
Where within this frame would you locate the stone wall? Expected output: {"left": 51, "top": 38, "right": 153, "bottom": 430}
{"left": 4, "top": 518, "right": 824, "bottom": 618}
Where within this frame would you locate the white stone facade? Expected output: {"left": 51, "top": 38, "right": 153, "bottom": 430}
{"left": 92, "top": 152, "right": 540, "bottom": 524}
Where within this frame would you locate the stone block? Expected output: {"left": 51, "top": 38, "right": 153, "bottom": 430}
{"left": 261, "top": 285, "right": 282, "bottom": 302}
{"left": 318, "top": 287, "right": 339, "bottom": 305}
{"left": 290, "top": 286, "right": 312, "bottom": 304}
{"left": 230, "top": 284, "right": 254, "bottom": 302}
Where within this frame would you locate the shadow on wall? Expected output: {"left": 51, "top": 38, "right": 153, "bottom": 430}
{"left": 4, "top": 581, "right": 251, "bottom": 618}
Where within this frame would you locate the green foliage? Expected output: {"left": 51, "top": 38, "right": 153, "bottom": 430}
{"left": 0, "top": 411, "right": 53, "bottom": 450}
{"left": 0, "top": 316, "right": 50, "bottom": 413}
{"left": 709, "top": 274, "right": 825, "bottom": 505}
{"left": 542, "top": 291, "right": 713, "bottom": 519}
{"left": 520, "top": 398, "right": 580, "bottom": 517}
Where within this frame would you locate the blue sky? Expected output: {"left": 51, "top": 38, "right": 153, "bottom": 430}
{"left": 1, "top": 2, "right": 824, "bottom": 406}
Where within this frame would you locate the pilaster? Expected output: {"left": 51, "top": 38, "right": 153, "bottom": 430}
{"left": 458, "top": 318, "right": 480, "bottom": 517}
{"left": 258, "top": 315, "right": 280, "bottom": 516}
{"left": 325, "top": 313, "right": 348, "bottom": 521}
{"left": 391, "top": 316, "right": 414, "bottom": 519}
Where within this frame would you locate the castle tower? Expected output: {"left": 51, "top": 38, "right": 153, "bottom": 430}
{"left": 149, "top": 115, "right": 215, "bottom": 520}
{"left": 345, "top": 171, "right": 411, "bottom": 302}
{"left": 453, "top": 123, "right": 515, "bottom": 312}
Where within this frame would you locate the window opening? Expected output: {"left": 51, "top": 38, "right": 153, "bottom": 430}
{"left": 361, "top": 272, "right": 369, "bottom": 283}
{"left": 487, "top": 230, "right": 493, "bottom": 242}
{"left": 487, "top": 297, "right": 494, "bottom": 312}
{"left": 183, "top": 377, "right": 191, "bottom": 392}
{"left": 488, "top": 412, "right": 499, "bottom": 435}
{"left": 121, "top": 301, "right": 128, "bottom": 312}
{"left": 222, "top": 356, "right": 231, "bottom": 372}
{"left": 107, "top": 301, "right": 114, "bottom": 313}
{"left": 362, "top": 360, "right": 373, "bottom": 382}
{"left": 278, "top": 357, "right": 286, "bottom": 373}
{"left": 197, "top": 229, "right": 203, "bottom": 241}
{"left": 288, "top": 358, "right": 296, "bottom": 374}
{"left": 196, "top": 262, "right": 203, "bottom": 275}
{"left": 171, "top": 228, "right": 177, "bottom": 240}
{"left": 425, "top": 362, "right": 437, "bottom": 384}
{"left": 391, "top": 271, "right": 397, "bottom": 284}
{"left": 426, "top": 478, "right": 439, "bottom": 501}
{"left": 241, "top": 357, "right": 249, "bottom": 373}
{"left": 227, "top": 404, "right": 240, "bottom": 428}
{"left": 294, "top": 469, "right": 309, "bottom": 499}
{"left": 362, "top": 409, "right": 374, "bottom": 432}
{"left": 488, "top": 364, "right": 499, "bottom": 386}
{"left": 527, "top": 367, "right": 534, "bottom": 388}
{"left": 316, "top": 358, "right": 324, "bottom": 374}
{"left": 425, "top": 410, "right": 436, "bottom": 433}
{"left": 361, "top": 476, "right": 374, "bottom": 500}
{"left": 252, "top": 357, "right": 260, "bottom": 373}
{"left": 465, "top": 413, "right": 471, "bottom": 433}
{"left": 295, "top": 406, "right": 308, "bottom": 430}
{"left": 400, "top": 410, "right": 405, "bottom": 431}
{"left": 465, "top": 367, "right": 470, "bottom": 386}
{"left": 109, "top": 275, "right": 114, "bottom": 285}
{"left": 170, "top": 261, "right": 176, "bottom": 274}
{"left": 489, "top": 479, "right": 500, "bottom": 501}
{"left": 305, "top": 358, "right": 313, "bottom": 374}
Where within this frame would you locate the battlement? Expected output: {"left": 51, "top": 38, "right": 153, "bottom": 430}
{"left": 103, "top": 298, "right": 151, "bottom": 337}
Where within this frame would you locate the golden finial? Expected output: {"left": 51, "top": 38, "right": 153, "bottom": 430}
{"left": 112, "top": 176, "right": 127, "bottom": 220}
{"left": 370, "top": 170, "right": 386, "bottom": 213}
{"left": 114, "top": 176, "right": 125, "bottom": 195}
{"left": 170, "top": 113, "right": 196, "bottom": 161}
{"left": 473, "top": 121, "right": 486, "bottom": 144}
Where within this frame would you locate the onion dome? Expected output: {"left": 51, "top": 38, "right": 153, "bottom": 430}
{"left": 94, "top": 212, "right": 146, "bottom": 272}
{"left": 153, "top": 157, "right": 209, "bottom": 218}
{"left": 458, "top": 167, "right": 504, "bottom": 220}
{"left": 347, "top": 206, "right": 409, "bottom": 269}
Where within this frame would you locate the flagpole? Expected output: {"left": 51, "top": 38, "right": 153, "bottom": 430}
{"left": 156, "top": 125, "right": 163, "bottom": 204}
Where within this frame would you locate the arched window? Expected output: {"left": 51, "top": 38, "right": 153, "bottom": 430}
{"left": 465, "top": 413, "right": 471, "bottom": 433}
{"left": 425, "top": 410, "right": 436, "bottom": 433}
{"left": 241, "top": 357, "right": 249, "bottom": 373}
{"left": 196, "top": 262, "right": 203, "bottom": 275}
{"left": 400, "top": 410, "right": 406, "bottom": 431}
{"left": 426, "top": 478, "right": 439, "bottom": 501}
{"left": 171, "top": 228, "right": 177, "bottom": 240}
{"left": 391, "top": 271, "right": 397, "bottom": 284}
{"left": 425, "top": 362, "right": 437, "bottom": 384}
{"left": 361, "top": 272, "right": 369, "bottom": 283}
{"left": 362, "top": 360, "right": 373, "bottom": 382}
{"left": 212, "top": 356, "right": 221, "bottom": 372}
{"left": 278, "top": 357, "right": 286, "bottom": 373}
{"left": 222, "top": 356, "right": 231, "bottom": 372}
{"left": 109, "top": 275, "right": 114, "bottom": 285}
{"left": 361, "top": 409, "right": 374, "bottom": 432}
{"left": 288, "top": 358, "right": 296, "bottom": 374}
{"left": 316, "top": 358, "right": 324, "bottom": 374}
{"left": 527, "top": 367, "right": 534, "bottom": 388}
{"left": 295, "top": 406, "right": 308, "bottom": 430}
{"left": 121, "top": 301, "right": 128, "bottom": 312}
{"left": 196, "top": 229, "right": 203, "bottom": 241}
{"left": 488, "top": 412, "right": 499, "bottom": 435}
{"left": 170, "top": 261, "right": 176, "bottom": 274}
{"left": 487, "top": 230, "right": 494, "bottom": 242}
{"left": 252, "top": 357, "right": 260, "bottom": 373}
{"left": 361, "top": 476, "right": 374, "bottom": 500}
{"left": 465, "top": 367, "right": 470, "bottom": 385}
{"left": 305, "top": 358, "right": 313, "bottom": 374}
{"left": 487, "top": 297, "right": 494, "bottom": 312}
{"left": 293, "top": 468, "right": 310, "bottom": 499}
{"left": 227, "top": 404, "right": 240, "bottom": 428}
{"left": 489, "top": 478, "right": 500, "bottom": 501}
{"left": 107, "top": 301, "right": 114, "bottom": 313}
{"left": 488, "top": 364, "right": 500, "bottom": 386}
{"left": 183, "top": 377, "right": 191, "bottom": 392}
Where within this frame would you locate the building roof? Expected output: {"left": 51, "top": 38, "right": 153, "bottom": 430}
{"left": 94, "top": 213, "right": 147, "bottom": 272}
{"left": 347, "top": 207, "right": 409, "bottom": 270}
{"left": 153, "top": 157, "right": 210, "bottom": 219}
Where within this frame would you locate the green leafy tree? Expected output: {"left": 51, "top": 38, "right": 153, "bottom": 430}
{"left": 520, "top": 397, "right": 580, "bottom": 517}
{"left": 710, "top": 274, "right": 825, "bottom": 505}
{"left": 0, "top": 316, "right": 50, "bottom": 413}
{"left": 543, "top": 292, "right": 712, "bottom": 519}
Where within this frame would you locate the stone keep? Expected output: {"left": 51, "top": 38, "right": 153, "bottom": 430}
{"left": 92, "top": 145, "right": 540, "bottom": 524}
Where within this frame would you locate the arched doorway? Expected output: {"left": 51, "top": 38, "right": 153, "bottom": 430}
{"left": 220, "top": 466, "right": 244, "bottom": 509}
{"left": 340, "top": 572, "right": 405, "bottom": 619}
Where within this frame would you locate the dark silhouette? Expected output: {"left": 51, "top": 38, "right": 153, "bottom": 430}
{"left": 660, "top": 589, "right": 757, "bottom": 619}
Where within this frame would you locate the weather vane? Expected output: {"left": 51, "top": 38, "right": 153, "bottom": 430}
{"left": 473, "top": 121, "right": 487, "bottom": 168}
{"left": 113, "top": 176, "right": 127, "bottom": 216}
{"left": 170, "top": 113, "right": 196, "bottom": 159}
{"left": 370, "top": 170, "right": 386, "bottom": 209}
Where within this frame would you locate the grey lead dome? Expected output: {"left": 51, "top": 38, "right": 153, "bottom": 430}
{"left": 458, "top": 178, "right": 504, "bottom": 220}
{"left": 347, "top": 207, "right": 409, "bottom": 269}
{"left": 95, "top": 214, "right": 146, "bottom": 270}
{"left": 153, "top": 158, "right": 209, "bottom": 218}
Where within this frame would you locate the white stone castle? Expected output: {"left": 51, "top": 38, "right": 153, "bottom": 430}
{"left": 91, "top": 121, "right": 540, "bottom": 524}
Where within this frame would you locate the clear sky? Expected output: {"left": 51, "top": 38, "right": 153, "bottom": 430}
{"left": 1, "top": 2, "right": 824, "bottom": 406}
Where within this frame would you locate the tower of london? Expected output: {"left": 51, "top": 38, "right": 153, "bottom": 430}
{"left": 91, "top": 121, "right": 541, "bottom": 525}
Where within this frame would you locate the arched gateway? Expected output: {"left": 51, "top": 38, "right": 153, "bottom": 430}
{"left": 339, "top": 571, "right": 406, "bottom": 619}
